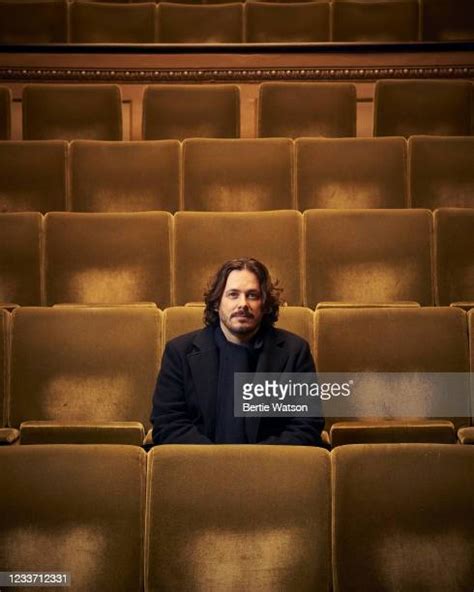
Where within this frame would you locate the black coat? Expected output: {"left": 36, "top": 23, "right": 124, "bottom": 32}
{"left": 151, "top": 324, "right": 327, "bottom": 446}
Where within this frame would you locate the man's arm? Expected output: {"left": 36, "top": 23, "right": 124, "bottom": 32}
{"left": 151, "top": 341, "right": 212, "bottom": 445}
{"left": 258, "top": 339, "right": 328, "bottom": 447}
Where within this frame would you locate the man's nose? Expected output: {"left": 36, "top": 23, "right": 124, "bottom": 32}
{"left": 237, "top": 294, "right": 249, "bottom": 308}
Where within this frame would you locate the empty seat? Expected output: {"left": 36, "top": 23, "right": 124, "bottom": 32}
{"left": 23, "top": 84, "right": 122, "bottom": 141}
{"left": 434, "top": 208, "right": 474, "bottom": 307}
{"left": 296, "top": 137, "right": 407, "bottom": 210}
{"left": 422, "top": 0, "right": 474, "bottom": 41}
{"left": 0, "top": 141, "right": 67, "bottom": 213}
{"left": 315, "top": 307, "right": 470, "bottom": 445}
{"left": 374, "top": 80, "right": 473, "bottom": 138}
{"left": 304, "top": 209, "right": 433, "bottom": 308}
{"left": 183, "top": 138, "right": 293, "bottom": 211}
{"left": 174, "top": 211, "right": 303, "bottom": 305}
{"left": 0, "top": 86, "right": 10, "bottom": 140}
{"left": 458, "top": 308, "right": 474, "bottom": 444}
{"left": 10, "top": 306, "right": 161, "bottom": 444}
{"left": 70, "top": 140, "right": 180, "bottom": 212}
{"left": 0, "top": 213, "right": 42, "bottom": 306}
{"left": 45, "top": 212, "right": 172, "bottom": 307}
{"left": 0, "top": 445, "right": 145, "bottom": 590}
{"left": 143, "top": 85, "right": 240, "bottom": 141}
{"left": 333, "top": 445, "right": 474, "bottom": 591}
{"left": 409, "top": 136, "right": 474, "bottom": 209}
{"left": 0, "top": 310, "right": 9, "bottom": 429}
{"left": 70, "top": 1, "right": 156, "bottom": 43}
{"left": 245, "top": 1, "right": 330, "bottom": 43}
{"left": 146, "top": 445, "right": 331, "bottom": 592}
{"left": 332, "top": 0, "right": 419, "bottom": 42}
{"left": 157, "top": 3, "right": 243, "bottom": 43}
{"left": 0, "top": 0, "right": 67, "bottom": 43}
{"left": 258, "top": 82, "right": 356, "bottom": 139}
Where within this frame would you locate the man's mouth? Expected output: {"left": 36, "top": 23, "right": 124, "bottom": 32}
{"left": 232, "top": 312, "right": 253, "bottom": 319}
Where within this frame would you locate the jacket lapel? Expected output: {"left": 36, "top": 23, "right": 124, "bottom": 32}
{"left": 187, "top": 326, "right": 219, "bottom": 438}
{"left": 245, "top": 327, "right": 289, "bottom": 443}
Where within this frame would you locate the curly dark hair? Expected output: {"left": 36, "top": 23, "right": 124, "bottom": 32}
{"left": 203, "top": 258, "right": 283, "bottom": 328}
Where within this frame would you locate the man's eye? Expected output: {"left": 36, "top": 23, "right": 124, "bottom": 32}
{"left": 227, "top": 292, "right": 239, "bottom": 298}
{"left": 247, "top": 293, "right": 260, "bottom": 300}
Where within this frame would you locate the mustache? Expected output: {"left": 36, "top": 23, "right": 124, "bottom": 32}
{"left": 231, "top": 311, "right": 254, "bottom": 319}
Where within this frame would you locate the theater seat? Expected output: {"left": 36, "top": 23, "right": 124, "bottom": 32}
{"left": 23, "top": 84, "right": 123, "bottom": 141}
{"left": 315, "top": 307, "right": 470, "bottom": 446}
{"left": 245, "top": 1, "right": 330, "bottom": 43}
{"left": 183, "top": 138, "right": 293, "bottom": 211}
{"left": 0, "top": 213, "right": 42, "bottom": 306}
{"left": 0, "top": 445, "right": 145, "bottom": 590}
{"left": 409, "top": 136, "right": 474, "bottom": 209}
{"left": 296, "top": 137, "right": 407, "bottom": 210}
{"left": 143, "top": 84, "right": 240, "bottom": 140}
{"left": 0, "top": 86, "right": 11, "bottom": 140}
{"left": 332, "top": 0, "right": 419, "bottom": 42}
{"left": 458, "top": 308, "right": 474, "bottom": 444}
{"left": 374, "top": 80, "right": 473, "bottom": 137}
{"left": 157, "top": 3, "right": 243, "bottom": 43}
{"left": 422, "top": 0, "right": 474, "bottom": 41}
{"left": 0, "top": 0, "right": 67, "bottom": 43}
{"left": 332, "top": 445, "right": 474, "bottom": 591}
{"left": 434, "top": 208, "right": 474, "bottom": 307}
{"left": 0, "top": 310, "right": 19, "bottom": 444}
{"left": 0, "top": 141, "right": 67, "bottom": 213}
{"left": 258, "top": 82, "right": 356, "bottom": 139}
{"left": 45, "top": 212, "right": 172, "bottom": 307}
{"left": 10, "top": 306, "right": 161, "bottom": 444}
{"left": 174, "top": 211, "right": 303, "bottom": 305}
{"left": 146, "top": 445, "right": 331, "bottom": 592}
{"left": 70, "top": 1, "right": 156, "bottom": 43}
{"left": 70, "top": 140, "right": 180, "bottom": 212}
{"left": 304, "top": 209, "right": 433, "bottom": 308}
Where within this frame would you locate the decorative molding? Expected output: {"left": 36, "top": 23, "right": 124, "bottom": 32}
{"left": 1, "top": 64, "right": 473, "bottom": 83}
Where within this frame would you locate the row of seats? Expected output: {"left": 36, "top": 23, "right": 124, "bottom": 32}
{"left": 1, "top": 80, "right": 473, "bottom": 141}
{"left": 2, "top": 445, "right": 473, "bottom": 591}
{"left": 1, "top": 209, "right": 473, "bottom": 308}
{"left": 1, "top": 0, "right": 473, "bottom": 44}
{"left": 0, "top": 306, "right": 473, "bottom": 446}
{"left": 1, "top": 136, "right": 473, "bottom": 213}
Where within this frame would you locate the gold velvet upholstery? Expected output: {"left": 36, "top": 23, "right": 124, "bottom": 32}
{"left": 374, "top": 80, "right": 474, "bottom": 137}
{"left": 23, "top": 84, "right": 123, "bottom": 141}
{"left": 0, "top": 445, "right": 146, "bottom": 590}
{"left": 332, "top": 444, "right": 474, "bottom": 591}
{"left": 70, "top": 140, "right": 180, "bottom": 212}
{"left": 296, "top": 137, "right": 407, "bottom": 210}
{"left": 435, "top": 208, "right": 474, "bottom": 306}
{"left": 0, "top": 309, "right": 8, "bottom": 428}
{"left": 174, "top": 211, "right": 303, "bottom": 305}
{"left": 146, "top": 445, "right": 331, "bottom": 592}
{"left": 315, "top": 307, "right": 469, "bottom": 444}
{"left": 409, "top": 136, "right": 474, "bottom": 209}
{"left": 70, "top": 1, "right": 156, "bottom": 43}
{"left": 245, "top": 1, "right": 330, "bottom": 43}
{"left": 44, "top": 212, "right": 172, "bottom": 306}
{"left": 304, "top": 209, "right": 433, "bottom": 308}
{"left": 332, "top": 0, "right": 419, "bottom": 41}
{"left": 157, "top": 3, "right": 243, "bottom": 43}
{"left": 0, "top": 213, "right": 42, "bottom": 306}
{"left": 0, "top": 0, "right": 67, "bottom": 43}
{"left": 258, "top": 82, "right": 356, "bottom": 139}
{"left": 0, "top": 86, "right": 10, "bottom": 140}
{"left": 0, "top": 141, "right": 67, "bottom": 213}
{"left": 422, "top": 0, "right": 474, "bottom": 41}
{"left": 183, "top": 138, "right": 293, "bottom": 211}
{"left": 143, "top": 84, "right": 240, "bottom": 140}
{"left": 10, "top": 306, "right": 161, "bottom": 443}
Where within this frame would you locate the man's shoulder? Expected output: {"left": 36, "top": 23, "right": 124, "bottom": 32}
{"left": 165, "top": 326, "right": 213, "bottom": 355}
{"left": 270, "top": 327, "right": 311, "bottom": 351}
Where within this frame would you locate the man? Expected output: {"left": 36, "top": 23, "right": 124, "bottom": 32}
{"left": 151, "top": 257, "right": 326, "bottom": 446}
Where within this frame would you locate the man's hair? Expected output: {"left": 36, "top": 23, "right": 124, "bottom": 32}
{"left": 203, "top": 258, "right": 282, "bottom": 327}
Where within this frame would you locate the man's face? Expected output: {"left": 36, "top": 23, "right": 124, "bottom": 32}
{"left": 218, "top": 269, "right": 264, "bottom": 341}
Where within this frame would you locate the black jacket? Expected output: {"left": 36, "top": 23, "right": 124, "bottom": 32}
{"left": 151, "top": 324, "right": 327, "bottom": 446}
